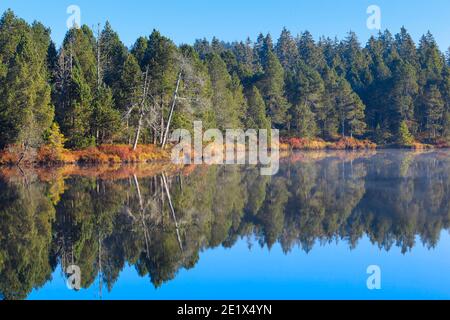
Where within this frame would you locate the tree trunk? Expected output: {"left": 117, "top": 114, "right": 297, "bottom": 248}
{"left": 133, "top": 113, "right": 143, "bottom": 151}
{"left": 162, "top": 72, "right": 182, "bottom": 149}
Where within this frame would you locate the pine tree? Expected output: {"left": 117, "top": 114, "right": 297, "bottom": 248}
{"left": 416, "top": 32, "right": 446, "bottom": 140}
{"left": 143, "top": 30, "right": 180, "bottom": 143}
{"left": 297, "top": 31, "right": 325, "bottom": 71}
{"left": 395, "top": 27, "right": 419, "bottom": 68}
{"left": 320, "top": 67, "right": 340, "bottom": 138}
{"left": 130, "top": 36, "right": 148, "bottom": 69}
{"left": 231, "top": 38, "right": 255, "bottom": 79}
{"left": 398, "top": 120, "right": 415, "bottom": 146}
{"left": 418, "top": 32, "right": 444, "bottom": 85}
{"left": 388, "top": 60, "right": 419, "bottom": 134}
{"left": 245, "top": 86, "right": 270, "bottom": 130}
{"left": 293, "top": 103, "right": 317, "bottom": 138}
{"left": 275, "top": 28, "right": 299, "bottom": 71}
{"left": 285, "top": 61, "right": 324, "bottom": 136}
{"left": 99, "top": 22, "right": 128, "bottom": 90}
{"left": 256, "top": 34, "right": 274, "bottom": 70}
{"left": 340, "top": 31, "right": 372, "bottom": 93}
{"left": 364, "top": 35, "right": 392, "bottom": 133}
{"left": 58, "top": 64, "right": 94, "bottom": 148}
{"left": 258, "top": 50, "right": 290, "bottom": 128}
{"left": 206, "top": 53, "right": 242, "bottom": 129}
{"left": 54, "top": 26, "right": 97, "bottom": 148}
{"left": 116, "top": 54, "right": 143, "bottom": 143}
{"left": 420, "top": 84, "right": 445, "bottom": 139}
{"left": 335, "top": 77, "right": 366, "bottom": 137}
{"left": 0, "top": 10, "right": 54, "bottom": 150}
{"left": 43, "top": 122, "right": 66, "bottom": 160}
{"left": 91, "top": 86, "right": 121, "bottom": 144}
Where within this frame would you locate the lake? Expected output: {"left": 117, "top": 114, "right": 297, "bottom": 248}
{"left": 1, "top": 149, "right": 450, "bottom": 300}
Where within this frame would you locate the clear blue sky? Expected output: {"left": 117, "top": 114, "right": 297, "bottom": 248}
{"left": 1, "top": 0, "right": 449, "bottom": 51}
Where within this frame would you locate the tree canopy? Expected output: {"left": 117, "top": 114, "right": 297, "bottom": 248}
{"left": 0, "top": 9, "right": 450, "bottom": 152}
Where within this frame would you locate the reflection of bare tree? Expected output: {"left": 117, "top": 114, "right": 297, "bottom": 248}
{"left": 3, "top": 150, "right": 450, "bottom": 299}
{"left": 162, "top": 172, "right": 183, "bottom": 252}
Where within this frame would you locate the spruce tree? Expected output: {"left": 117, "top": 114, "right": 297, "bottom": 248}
{"left": 285, "top": 61, "right": 324, "bottom": 136}
{"left": 0, "top": 10, "right": 54, "bottom": 150}
{"left": 398, "top": 120, "right": 415, "bottom": 146}
{"left": 245, "top": 86, "right": 270, "bottom": 130}
{"left": 206, "top": 53, "right": 242, "bottom": 129}
{"left": 54, "top": 26, "right": 97, "bottom": 148}
{"left": 91, "top": 86, "right": 121, "bottom": 144}
{"left": 275, "top": 28, "right": 299, "bottom": 71}
{"left": 258, "top": 50, "right": 290, "bottom": 128}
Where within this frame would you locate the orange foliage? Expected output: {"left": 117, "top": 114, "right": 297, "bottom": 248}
{"left": 0, "top": 149, "right": 19, "bottom": 165}
{"left": 72, "top": 145, "right": 169, "bottom": 164}
{"left": 328, "top": 137, "right": 377, "bottom": 150}
{"left": 282, "top": 138, "right": 329, "bottom": 150}
{"left": 37, "top": 145, "right": 66, "bottom": 164}
{"left": 282, "top": 137, "right": 377, "bottom": 150}
{"left": 0, "top": 144, "right": 169, "bottom": 166}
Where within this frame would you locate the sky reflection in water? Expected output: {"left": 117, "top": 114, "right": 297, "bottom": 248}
{"left": 1, "top": 150, "right": 449, "bottom": 300}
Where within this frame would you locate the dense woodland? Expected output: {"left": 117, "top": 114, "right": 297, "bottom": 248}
{"left": 1, "top": 151, "right": 450, "bottom": 299}
{"left": 1, "top": 9, "right": 450, "bottom": 156}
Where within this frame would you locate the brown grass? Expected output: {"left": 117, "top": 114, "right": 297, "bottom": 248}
{"left": 0, "top": 144, "right": 170, "bottom": 166}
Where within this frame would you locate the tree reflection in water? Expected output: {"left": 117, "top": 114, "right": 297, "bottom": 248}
{"left": 1, "top": 150, "right": 450, "bottom": 299}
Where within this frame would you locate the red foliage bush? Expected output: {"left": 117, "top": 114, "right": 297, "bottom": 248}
{"left": 328, "top": 137, "right": 377, "bottom": 150}
{"left": 282, "top": 137, "right": 328, "bottom": 150}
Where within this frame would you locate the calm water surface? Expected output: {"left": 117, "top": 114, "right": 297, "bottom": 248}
{"left": 1, "top": 150, "right": 450, "bottom": 300}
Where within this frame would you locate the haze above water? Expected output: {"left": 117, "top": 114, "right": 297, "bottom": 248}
{"left": 1, "top": 150, "right": 450, "bottom": 300}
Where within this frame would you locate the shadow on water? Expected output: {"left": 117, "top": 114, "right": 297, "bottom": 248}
{"left": 0, "top": 149, "right": 450, "bottom": 299}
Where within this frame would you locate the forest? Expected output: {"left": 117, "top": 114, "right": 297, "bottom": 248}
{"left": 1, "top": 9, "right": 450, "bottom": 164}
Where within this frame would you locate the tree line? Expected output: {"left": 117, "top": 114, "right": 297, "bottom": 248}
{"left": 1, "top": 9, "right": 450, "bottom": 153}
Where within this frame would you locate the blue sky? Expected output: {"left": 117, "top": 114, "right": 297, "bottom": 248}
{"left": 0, "top": 0, "right": 449, "bottom": 50}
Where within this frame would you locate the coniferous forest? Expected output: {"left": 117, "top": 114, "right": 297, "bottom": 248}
{"left": 1, "top": 9, "right": 450, "bottom": 163}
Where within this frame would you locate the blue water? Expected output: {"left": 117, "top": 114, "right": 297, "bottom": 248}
{"left": 28, "top": 233, "right": 450, "bottom": 300}
{"left": 2, "top": 150, "right": 450, "bottom": 300}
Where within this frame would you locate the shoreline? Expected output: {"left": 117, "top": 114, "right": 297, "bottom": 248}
{"left": 0, "top": 139, "right": 448, "bottom": 168}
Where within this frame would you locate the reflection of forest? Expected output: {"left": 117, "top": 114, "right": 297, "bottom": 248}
{"left": 1, "top": 150, "right": 450, "bottom": 300}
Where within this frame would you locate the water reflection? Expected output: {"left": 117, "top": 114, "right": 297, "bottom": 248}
{"left": 1, "top": 150, "right": 450, "bottom": 300}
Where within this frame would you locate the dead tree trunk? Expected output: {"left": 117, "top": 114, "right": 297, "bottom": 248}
{"left": 133, "top": 113, "right": 144, "bottom": 151}
{"left": 133, "top": 67, "right": 150, "bottom": 151}
{"left": 162, "top": 72, "right": 182, "bottom": 149}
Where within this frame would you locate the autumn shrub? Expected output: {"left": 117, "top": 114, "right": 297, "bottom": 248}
{"left": 329, "top": 137, "right": 377, "bottom": 150}
{"left": 283, "top": 137, "right": 329, "bottom": 150}
{"left": 37, "top": 123, "right": 68, "bottom": 164}
{"left": 0, "top": 148, "right": 18, "bottom": 165}
{"left": 0, "top": 145, "right": 37, "bottom": 165}
{"left": 98, "top": 145, "right": 136, "bottom": 162}
{"left": 75, "top": 147, "right": 114, "bottom": 164}
{"left": 96, "top": 144, "right": 168, "bottom": 163}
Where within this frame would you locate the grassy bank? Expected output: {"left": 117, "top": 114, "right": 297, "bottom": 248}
{"left": 0, "top": 137, "right": 448, "bottom": 166}
{"left": 0, "top": 144, "right": 170, "bottom": 166}
{"left": 280, "top": 137, "right": 449, "bottom": 151}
